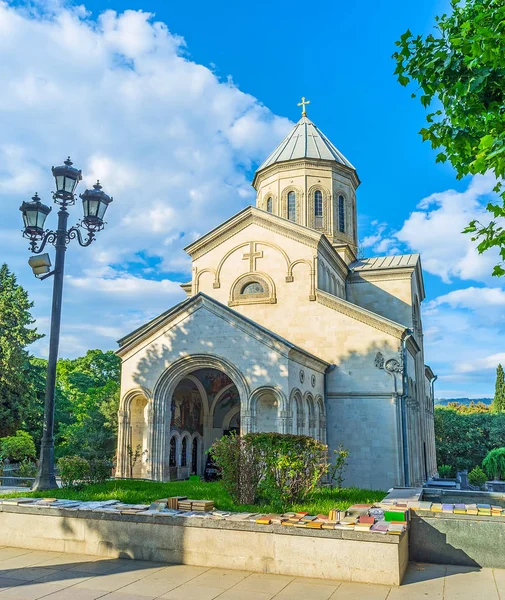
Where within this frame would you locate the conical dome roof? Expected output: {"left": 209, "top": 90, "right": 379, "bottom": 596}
{"left": 256, "top": 116, "right": 355, "bottom": 172}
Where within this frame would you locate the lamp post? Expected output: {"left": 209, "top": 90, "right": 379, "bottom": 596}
{"left": 20, "top": 158, "right": 113, "bottom": 490}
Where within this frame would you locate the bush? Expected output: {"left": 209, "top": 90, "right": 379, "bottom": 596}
{"left": 58, "top": 456, "right": 113, "bottom": 487}
{"left": 88, "top": 458, "right": 113, "bottom": 484}
{"left": 209, "top": 433, "right": 260, "bottom": 504}
{"left": 482, "top": 448, "right": 505, "bottom": 480}
{"left": 434, "top": 407, "right": 505, "bottom": 471}
{"left": 210, "top": 432, "right": 328, "bottom": 507}
{"left": 0, "top": 431, "right": 36, "bottom": 462}
{"left": 58, "top": 456, "right": 90, "bottom": 487}
{"left": 17, "top": 459, "right": 38, "bottom": 478}
{"left": 438, "top": 464, "right": 453, "bottom": 478}
{"left": 468, "top": 466, "right": 487, "bottom": 488}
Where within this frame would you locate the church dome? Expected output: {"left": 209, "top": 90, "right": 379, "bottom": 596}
{"left": 256, "top": 115, "right": 355, "bottom": 173}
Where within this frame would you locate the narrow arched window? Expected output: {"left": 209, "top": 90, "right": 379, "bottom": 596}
{"left": 266, "top": 197, "right": 272, "bottom": 213}
{"left": 169, "top": 437, "right": 177, "bottom": 467}
{"left": 314, "top": 190, "right": 323, "bottom": 228}
{"left": 338, "top": 195, "right": 345, "bottom": 233}
{"left": 181, "top": 437, "right": 187, "bottom": 467}
{"left": 288, "top": 191, "right": 296, "bottom": 222}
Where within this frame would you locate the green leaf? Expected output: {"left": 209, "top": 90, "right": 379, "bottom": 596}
{"left": 479, "top": 134, "right": 495, "bottom": 150}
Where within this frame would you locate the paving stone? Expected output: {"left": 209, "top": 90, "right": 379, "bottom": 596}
{"left": 0, "top": 579, "right": 21, "bottom": 593}
{"left": 189, "top": 568, "right": 252, "bottom": 588}
{"left": 0, "top": 567, "right": 62, "bottom": 582}
{"left": 217, "top": 589, "right": 274, "bottom": 600}
{"left": 330, "top": 581, "right": 389, "bottom": 599}
{"left": 159, "top": 584, "right": 224, "bottom": 599}
{"left": 110, "top": 578, "right": 179, "bottom": 597}
{"left": 444, "top": 566, "right": 499, "bottom": 600}
{"left": 275, "top": 580, "right": 339, "bottom": 600}
{"left": 231, "top": 573, "right": 293, "bottom": 594}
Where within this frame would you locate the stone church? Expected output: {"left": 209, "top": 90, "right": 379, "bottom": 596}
{"left": 116, "top": 104, "right": 437, "bottom": 490}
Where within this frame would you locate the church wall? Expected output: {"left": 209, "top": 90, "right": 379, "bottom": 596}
{"left": 326, "top": 395, "right": 401, "bottom": 490}
{"left": 120, "top": 305, "right": 292, "bottom": 400}
{"left": 347, "top": 275, "right": 414, "bottom": 327}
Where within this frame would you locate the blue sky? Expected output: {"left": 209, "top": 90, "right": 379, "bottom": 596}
{"left": 1, "top": 0, "right": 503, "bottom": 398}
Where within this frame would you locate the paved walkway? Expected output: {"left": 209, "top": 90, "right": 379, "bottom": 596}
{"left": 0, "top": 547, "right": 504, "bottom": 599}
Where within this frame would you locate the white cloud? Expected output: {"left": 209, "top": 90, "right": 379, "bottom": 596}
{"left": 0, "top": 2, "right": 291, "bottom": 357}
{"left": 362, "top": 174, "right": 501, "bottom": 284}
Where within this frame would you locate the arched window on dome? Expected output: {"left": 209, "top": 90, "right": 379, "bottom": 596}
{"left": 338, "top": 195, "right": 345, "bottom": 233}
{"left": 266, "top": 197, "right": 273, "bottom": 213}
{"left": 314, "top": 190, "right": 323, "bottom": 229}
{"left": 287, "top": 191, "right": 296, "bottom": 222}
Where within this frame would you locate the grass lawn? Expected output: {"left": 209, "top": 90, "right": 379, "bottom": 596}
{"left": 1, "top": 478, "right": 385, "bottom": 514}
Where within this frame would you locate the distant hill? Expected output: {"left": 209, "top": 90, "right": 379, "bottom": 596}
{"left": 435, "top": 398, "right": 492, "bottom": 406}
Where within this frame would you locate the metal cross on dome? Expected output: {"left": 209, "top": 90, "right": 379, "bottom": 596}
{"left": 297, "top": 96, "right": 310, "bottom": 117}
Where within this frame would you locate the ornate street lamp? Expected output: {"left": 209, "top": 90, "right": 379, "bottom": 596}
{"left": 20, "top": 157, "right": 113, "bottom": 490}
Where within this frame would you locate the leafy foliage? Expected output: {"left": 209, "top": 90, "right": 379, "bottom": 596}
{"left": 0, "top": 264, "right": 43, "bottom": 436}
{"left": 468, "top": 465, "right": 488, "bottom": 487}
{"left": 482, "top": 447, "right": 505, "bottom": 480}
{"left": 0, "top": 430, "right": 36, "bottom": 462}
{"left": 437, "top": 464, "right": 453, "bottom": 478}
{"left": 444, "top": 401, "right": 490, "bottom": 414}
{"left": 394, "top": 0, "right": 505, "bottom": 276}
{"left": 55, "top": 349, "right": 121, "bottom": 460}
{"left": 492, "top": 364, "right": 505, "bottom": 412}
{"left": 208, "top": 433, "right": 260, "bottom": 504}
{"left": 435, "top": 405, "right": 505, "bottom": 471}
{"left": 327, "top": 445, "right": 349, "bottom": 489}
{"left": 210, "top": 432, "right": 328, "bottom": 508}
{"left": 58, "top": 455, "right": 113, "bottom": 487}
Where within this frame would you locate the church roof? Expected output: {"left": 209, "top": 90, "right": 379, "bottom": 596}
{"left": 349, "top": 253, "right": 425, "bottom": 301}
{"left": 349, "top": 254, "right": 420, "bottom": 271}
{"left": 256, "top": 116, "right": 355, "bottom": 173}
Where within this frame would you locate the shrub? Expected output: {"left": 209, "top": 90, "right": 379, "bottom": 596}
{"left": 209, "top": 433, "right": 260, "bottom": 504}
{"left": 468, "top": 466, "right": 487, "bottom": 488}
{"left": 210, "top": 432, "right": 328, "bottom": 507}
{"left": 58, "top": 456, "right": 90, "bottom": 487}
{"left": 88, "top": 458, "right": 113, "bottom": 484}
{"left": 482, "top": 448, "right": 505, "bottom": 480}
{"left": 328, "top": 445, "right": 349, "bottom": 489}
{"left": 252, "top": 433, "right": 328, "bottom": 505}
{"left": 17, "top": 459, "right": 38, "bottom": 478}
{"left": 434, "top": 407, "right": 505, "bottom": 471}
{"left": 438, "top": 464, "right": 453, "bottom": 478}
{"left": 0, "top": 431, "right": 36, "bottom": 462}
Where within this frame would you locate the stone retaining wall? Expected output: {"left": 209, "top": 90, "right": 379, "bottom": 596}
{"left": 0, "top": 505, "right": 408, "bottom": 585}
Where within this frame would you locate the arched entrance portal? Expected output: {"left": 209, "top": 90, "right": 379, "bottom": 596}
{"left": 167, "top": 368, "right": 240, "bottom": 479}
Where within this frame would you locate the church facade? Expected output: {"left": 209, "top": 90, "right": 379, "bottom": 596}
{"left": 115, "top": 107, "right": 437, "bottom": 490}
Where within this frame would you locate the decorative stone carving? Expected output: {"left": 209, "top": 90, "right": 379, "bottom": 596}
{"left": 299, "top": 369, "right": 305, "bottom": 384}
{"left": 385, "top": 358, "right": 403, "bottom": 374}
{"left": 311, "top": 374, "right": 316, "bottom": 388}
{"left": 374, "top": 352, "right": 385, "bottom": 369}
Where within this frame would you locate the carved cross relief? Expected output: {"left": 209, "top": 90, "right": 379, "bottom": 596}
{"left": 242, "top": 242, "right": 263, "bottom": 272}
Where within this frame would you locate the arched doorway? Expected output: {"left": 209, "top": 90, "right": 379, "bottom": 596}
{"left": 168, "top": 368, "right": 240, "bottom": 478}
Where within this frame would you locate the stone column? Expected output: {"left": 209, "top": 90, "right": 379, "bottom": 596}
{"left": 116, "top": 410, "right": 130, "bottom": 478}
{"left": 278, "top": 410, "right": 291, "bottom": 434}
{"left": 241, "top": 409, "right": 254, "bottom": 434}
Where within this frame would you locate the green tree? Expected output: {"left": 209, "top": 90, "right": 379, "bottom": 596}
{"left": 492, "top": 364, "right": 505, "bottom": 412}
{"left": 394, "top": 0, "right": 505, "bottom": 276}
{"left": 0, "top": 264, "right": 43, "bottom": 436}
{"left": 56, "top": 350, "right": 121, "bottom": 460}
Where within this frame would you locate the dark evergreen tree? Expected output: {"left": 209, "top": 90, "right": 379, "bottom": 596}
{"left": 493, "top": 364, "right": 505, "bottom": 413}
{"left": 0, "top": 264, "right": 43, "bottom": 436}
